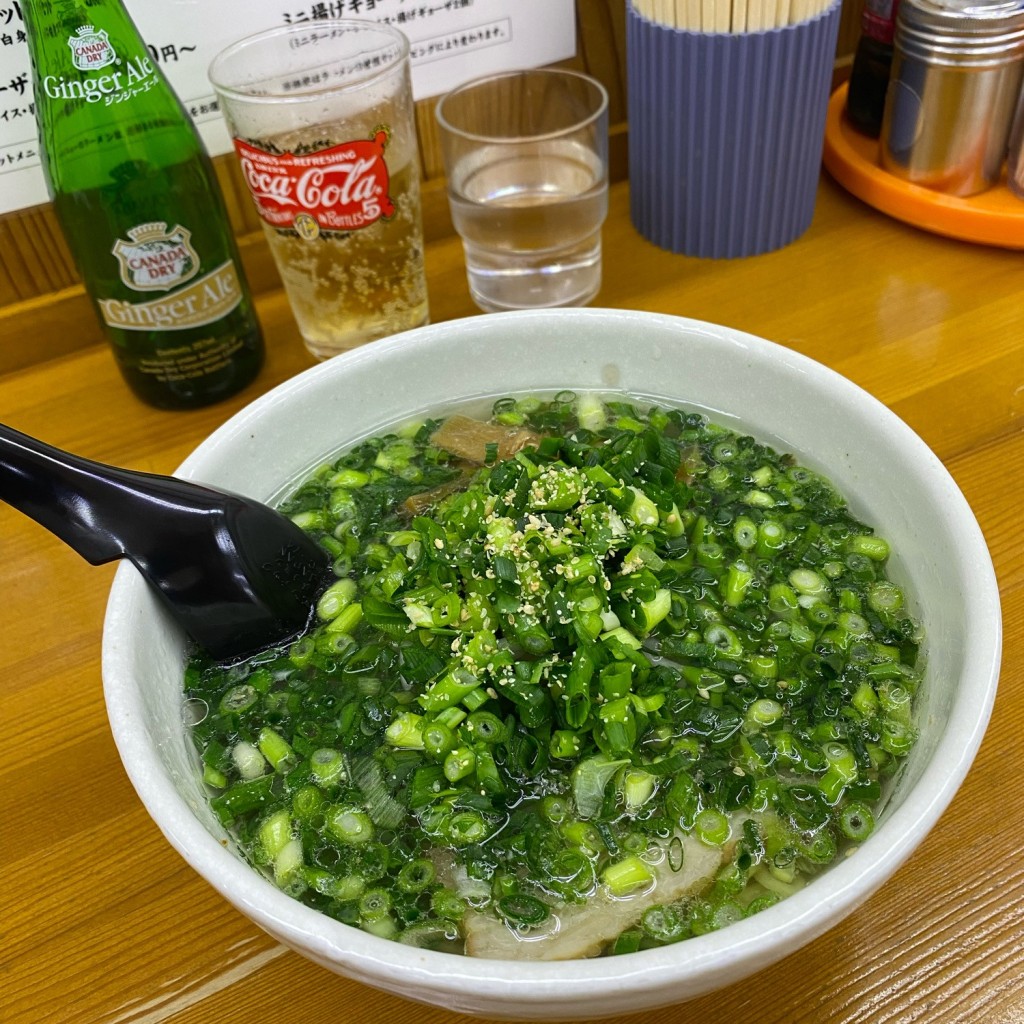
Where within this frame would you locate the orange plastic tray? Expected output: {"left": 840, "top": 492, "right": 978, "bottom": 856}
{"left": 823, "top": 83, "right": 1024, "bottom": 250}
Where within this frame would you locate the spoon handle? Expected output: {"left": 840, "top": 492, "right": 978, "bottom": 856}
{"left": 0, "top": 423, "right": 152, "bottom": 564}
{"left": 0, "top": 421, "right": 257, "bottom": 566}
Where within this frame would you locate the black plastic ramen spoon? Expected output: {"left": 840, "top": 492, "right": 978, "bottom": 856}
{"left": 0, "top": 423, "right": 331, "bottom": 662}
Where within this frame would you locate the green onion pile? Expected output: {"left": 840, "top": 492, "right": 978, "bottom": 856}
{"left": 185, "top": 393, "right": 922, "bottom": 957}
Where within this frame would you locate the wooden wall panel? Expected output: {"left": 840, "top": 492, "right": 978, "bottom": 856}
{"left": 416, "top": 100, "right": 445, "bottom": 184}
{"left": 837, "top": 0, "right": 864, "bottom": 66}
{"left": 577, "top": 0, "right": 628, "bottom": 126}
{"left": 0, "top": 205, "right": 79, "bottom": 300}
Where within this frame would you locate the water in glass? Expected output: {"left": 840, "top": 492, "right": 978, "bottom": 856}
{"left": 447, "top": 139, "right": 608, "bottom": 312}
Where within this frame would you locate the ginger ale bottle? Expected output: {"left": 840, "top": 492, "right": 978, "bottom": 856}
{"left": 24, "top": 0, "right": 264, "bottom": 409}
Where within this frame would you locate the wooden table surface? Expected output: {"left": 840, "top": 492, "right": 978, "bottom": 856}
{"left": 2, "top": 176, "right": 1022, "bottom": 1024}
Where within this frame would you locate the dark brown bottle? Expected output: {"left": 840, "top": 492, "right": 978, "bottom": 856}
{"left": 846, "top": 0, "right": 902, "bottom": 138}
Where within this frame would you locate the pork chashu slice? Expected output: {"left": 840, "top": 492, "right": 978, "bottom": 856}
{"left": 430, "top": 415, "right": 542, "bottom": 465}
{"left": 463, "top": 833, "right": 724, "bottom": 961}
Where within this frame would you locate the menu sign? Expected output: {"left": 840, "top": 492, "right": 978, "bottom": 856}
{"left": 0, "top": 0, "right": 576, "bottom": 215}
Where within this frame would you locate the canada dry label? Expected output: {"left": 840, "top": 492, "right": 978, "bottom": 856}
{"left": 234, "top": 131, "right": 396, "bottom": 235}
{"left": 68, "top": 24, "right": 116, "bottom": 70}
{"left": 98, "top": 260, "right": 242, "bottom": 331}
{"left": 112, "top": 222, "right": 199, "bottom": 293}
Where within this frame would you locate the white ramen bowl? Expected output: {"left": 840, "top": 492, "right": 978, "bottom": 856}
{"left": 102, "top": 309, "right": 1001, "bottom": 1020}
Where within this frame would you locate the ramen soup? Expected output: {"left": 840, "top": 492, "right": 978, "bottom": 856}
{"left": 184, "top": 393, "right": 922, "bottom": 959}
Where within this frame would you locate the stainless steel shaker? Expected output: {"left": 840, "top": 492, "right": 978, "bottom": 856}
{"left": 881, "top": 0, "right": 1024, "bottom": 196}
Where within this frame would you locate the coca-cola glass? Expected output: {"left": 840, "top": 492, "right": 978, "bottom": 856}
{"left": 210, "top": 21, "right": 429, "bottom": 360}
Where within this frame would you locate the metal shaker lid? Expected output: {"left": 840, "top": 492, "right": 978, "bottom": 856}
{"left": 896, "top": 0, "right": 1024, "bottom": 64}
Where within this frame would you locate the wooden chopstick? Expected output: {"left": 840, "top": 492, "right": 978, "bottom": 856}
{"left": 632, "top": 0, "right": 829, "bottom": 31}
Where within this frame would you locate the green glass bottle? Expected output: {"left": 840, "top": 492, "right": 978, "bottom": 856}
{"left": 24, "top": 0, "right": 264, "bottom": 410}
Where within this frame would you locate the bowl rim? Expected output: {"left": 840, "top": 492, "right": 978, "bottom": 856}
{"left": 102, "top": 308, "right": 1002, "bottom": 1008}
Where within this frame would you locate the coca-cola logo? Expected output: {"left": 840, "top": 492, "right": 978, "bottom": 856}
{"left": 234, "top": 130, "right": 396, "bottom": 235}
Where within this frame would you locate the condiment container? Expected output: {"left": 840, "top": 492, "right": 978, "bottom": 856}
{"left": 1008, "top": 84, "right": 1024, "bottom": 196}
{"left": 847, "top": 0, "right": 903, "bottom": 137}
{"left": 881, "top": 0, "right": 1024, "bottom": 196}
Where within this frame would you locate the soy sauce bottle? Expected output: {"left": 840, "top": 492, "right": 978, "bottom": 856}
{"left": 846, "top": 0, "right": 902, "bottom": 138}
{"left": 23, "top": 0, "right": 265, "bottom": 410}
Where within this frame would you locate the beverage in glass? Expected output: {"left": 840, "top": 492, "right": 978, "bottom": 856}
{"left": 210, "top": 22, "right": 429, "bottom": 360}
{"left": 435, "top": 70, "right": 609, "bottom": 312}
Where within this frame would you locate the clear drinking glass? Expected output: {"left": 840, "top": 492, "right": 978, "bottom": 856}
{"left": 435, "top": 69, "right": 609, "bottom": 313}
{"left": 210, "top": 21, "right": 429, "bottom": 360}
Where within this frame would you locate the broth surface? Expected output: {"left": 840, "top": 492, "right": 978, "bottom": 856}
{"left": 184, "top": 393, "right": 922, "bottom": 958}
